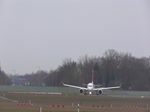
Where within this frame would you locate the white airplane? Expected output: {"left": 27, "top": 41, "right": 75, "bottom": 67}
{"left": 62, "top": 70, "right": 121, "bottom": 95}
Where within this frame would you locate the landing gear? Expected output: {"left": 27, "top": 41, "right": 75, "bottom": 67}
{"left": 84, "top": 90, "right": 88, "bottom": 95}
{"left": 84, "top": 91, "right": 93, "bottom": 95}
{"left": 89, "top": 91, "right": 92, "bottom": 95}
{"left": 84, "top": 92, "right": 88, "bottom": 95}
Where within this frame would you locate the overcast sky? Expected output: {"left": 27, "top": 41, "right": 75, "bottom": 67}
{"left": 0, "top": 0, "right": 150, "bottom": 75}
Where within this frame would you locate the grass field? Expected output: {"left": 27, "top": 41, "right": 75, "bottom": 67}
{"left": 0, "top": 91, "right": 150, "bottom": 112}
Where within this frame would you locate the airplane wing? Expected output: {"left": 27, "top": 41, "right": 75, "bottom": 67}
{"left": 94, "top": 84, "right": 103, "bottom": 87}
{"left": 94, "top": 86, "right": 121, "bottom": 91}
{"left": 62, "top": 82, "right": 87, "bottom": 90}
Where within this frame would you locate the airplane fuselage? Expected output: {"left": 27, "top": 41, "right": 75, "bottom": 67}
{"left": 87, "top": 83, "right": 95, "bottom": 91}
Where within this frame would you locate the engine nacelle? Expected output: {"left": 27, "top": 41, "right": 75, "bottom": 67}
{"left": 98, "top": 90, "right": 103, "bottom": 94}
{"left": 80, "top": 89, "right": 84, "bottom": 93}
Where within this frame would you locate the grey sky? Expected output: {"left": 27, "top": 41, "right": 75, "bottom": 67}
{"left": 0, "top": 0, "right": 150, "bottom": 75}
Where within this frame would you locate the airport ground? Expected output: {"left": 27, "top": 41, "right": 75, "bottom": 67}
{"left": 0, "top": 92, "right": 150, "bottom": 112}
{"left": 0, "top": 86, "right": 150, "bottom": 112}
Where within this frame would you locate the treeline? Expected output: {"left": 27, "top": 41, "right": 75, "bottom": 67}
{"left": 1, "top": 49, "right": 150, "bottom": 91}
{"left": 22, "top": 49, "right": 150, "bottom": 91}
{"left": 43, "top": 49, "right": 150, "bottom": 91}
{"left": 0, "top": 67, "right": 12, "bottom": 85}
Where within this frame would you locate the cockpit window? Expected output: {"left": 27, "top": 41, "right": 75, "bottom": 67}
{"left": 88, "top": 85, "right": 93, "bottom": 87}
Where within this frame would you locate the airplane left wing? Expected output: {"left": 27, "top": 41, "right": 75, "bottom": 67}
{"left": 94, "top": 86, "right": 121, "bottom": 91}
{"left": 62, "top": 82, "right": 87, "bottom": 90}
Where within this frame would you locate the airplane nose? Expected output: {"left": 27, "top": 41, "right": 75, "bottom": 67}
{"left": 88, "top": 87, "right": 92, "bottom": 90}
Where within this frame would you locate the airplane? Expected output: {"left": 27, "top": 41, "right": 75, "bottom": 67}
{"left": 62, "top": 70, "right": 121, "bottom": 95}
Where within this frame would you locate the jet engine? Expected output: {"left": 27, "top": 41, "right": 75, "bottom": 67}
{"left": 98, "top": 90, "right": 103, "bottom": 94}
{"left": 80, "top": 89, "right": 84, "bottom": 93}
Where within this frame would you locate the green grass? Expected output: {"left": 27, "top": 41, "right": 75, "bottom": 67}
{"left": 0, "top": 92, "right": 150, "bottom": 112}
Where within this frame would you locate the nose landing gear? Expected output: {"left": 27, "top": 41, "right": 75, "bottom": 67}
{"left": 89, "top": 91, "right": 92, "bottom": 95}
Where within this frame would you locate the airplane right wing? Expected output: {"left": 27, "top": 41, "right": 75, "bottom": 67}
{"left": 62, "top": 82, "right": 87, "bottom": 90}
{"left": 94, "top": 86, "right": 121, "bottom": 91}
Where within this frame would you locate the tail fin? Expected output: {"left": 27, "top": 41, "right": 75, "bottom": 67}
{"left": 92, "top": 70, "right": 94, "bottom": 84}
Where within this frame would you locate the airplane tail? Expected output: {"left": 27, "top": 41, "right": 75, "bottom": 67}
{"left": 92, "top": 70, "right": 94, "bottom": 84}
